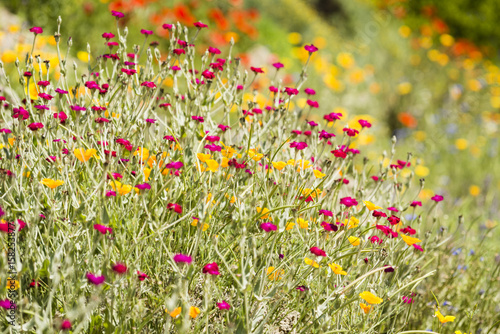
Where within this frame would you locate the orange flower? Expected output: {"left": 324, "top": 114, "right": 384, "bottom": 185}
{"left": 74, "top": 148, "right": 97, "bottom": 162}
{"left": 398, "top": 112, "right": 418, "bottom": 128}
{"left": 41, "top": 179, "right": 64, "bottom": 189}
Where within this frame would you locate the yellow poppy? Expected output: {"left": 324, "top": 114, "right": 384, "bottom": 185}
{"left": 328, "top": 263, "right": 347, "bottom": 275}
{"left": 304, "top": 257, "right": 320, "bottom": 268}
{"left": 363, "top": 201, "right": 381, "bottom": 211}
{"left": 267, "top": 266, "right": 284, "bottom": 281}
{"left": 359, "top": 291, "right": 383, "bottom": 304}
{"left": 189, "top": 306, "right": 200, "bottom": 319}
{"left": 272, "top": 161, "right": 287, "bottom": 170}
{"left": 435, "top": 310, "right": 455, "bottom": 323}
{"left": 297, "top": 218, "right": 308, "bottom": 229}
{"left": 206, "top": 159, "right": 219, "bottom": 172}
{"left": 197, "top": 153, "right": 211, "bottom": 163}
{"left": 74, "top": 148, "right": 98, "bottom": 162}
{"left": 400, "top": 233, "right": 422, "bottom": 246}
{"left": 313, "top": 170, "right": 326, "bottom": 178}
{"left": 41, "top": 179, "right": 64, "bottom": 189}
{"left": 348, "top": 236, "right": 360, "bottom": 246}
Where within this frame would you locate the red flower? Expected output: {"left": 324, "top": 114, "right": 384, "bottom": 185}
{"left": 137, "top": 271, "right": 149, "bottom": 281}
{"left": 167, "top": 203, "right": 182, "bottom": 214}
{"left": 203, "top": 262, "right": 220, "bottom": 275}
{"left": 387, "top": 215, "right": 400, "bottom": 225}
{"left": 332, "top": 149, "right": 347, "bottom": 159}
{"left": 372, "top": 210, "right": 387, "bottom": 218}
{"left": 112, "top": 263, "right": 128, "bottom": 274}
{"left": 310, "top": 246, "right": 326, "bottom": 257}
{"left": 250, "top": 67, "right": 264, "bottom": 74}
{"left": 194, "top": 21, "right": 208, "bottom": 28}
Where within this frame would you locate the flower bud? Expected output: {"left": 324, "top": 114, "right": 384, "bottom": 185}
{"left": 57, "top": 16, "right": 62, "bottom": 26}
{"left": 67, "top": 37, "right": 72, "bottom": 47}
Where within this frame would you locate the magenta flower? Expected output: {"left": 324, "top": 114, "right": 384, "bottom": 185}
{"left": 93, "top": 224, "right": 113, "bottom": 235}
{"left": 304, "top": 88, "right": 316, "bottom": 95}
{"left": 86, "top": 273, "right": 105, "bottom": 285}
{"left": 332, "top": 149, "right": 347, "bottom": 159}
{"left": 304, "top": 44, "right": 318, "bottom": 53}
{"left": 165, "top": 161, "right": 184, "bottom": 169}
{"left": 28, "top": 123, "right": 44, "bottom": 131}
{"left": 217, "top": 301, "right": 231, "bottom": 310}
{"left": 173, "top": 254, "right": 193, "bottom": 264}
{"left": 0, "top": 299, "right": 15, "bottom": 309}
{"left": 307, "top": 100, "right": 319, "bottom": 108}
{"left": 272, "top": 62, "right": 284, "bottom": 69}
{"left": 387, "top": 207, "right": 398, "bottom": 212}
{"left": 400, "top": 226, "right": 416, "bottom": 235}
{"left": 95, "top": 117, "right": 110, "bottom": 124}
{"left": 410, "top": 201, "right": 422, "bottom": 207}
{"left": 260, "top": 222, "right": 277, "bottom": 232}
{"left": 413, "top": 244, "right": 424, "bottom": 252}
{"left": 358, "top": 119, "right": 372, "bottom": 128}
{"left": 291, "top": 130, "right": 302, "bottom": 135}
{"left": 206, "top": 136, "right": 220, "bottom": 142}
{"left": 55, "top": 88, "right": 69, "bottom": 94}
{"left": 340, "top": 197, "right": 358, "bottom": 207}
{"left": 307, "top": 121, "right": 318, "bottom": 127}
{"left": 402, "top": 296, "right": 414, "bottom": 304}
{"left": 135, "top": 183, "right": 151, "bottom": 190}
{"left": 319, "top": 209, "right": 333, "bottom": 217}
{"left": 321, "top": 221, "right": 338, "bottom": 232}
{"left": 237, "top": 85, "right": 244, "bottom": 90}
{"left": 284, "top": 87, "right": 299, "bottom": 96}
{"left": 218, "top": 124, "right": 230, "bottom": 132}
{"left": 372, "top": 210, "right": 387, "bottom": 218}
{"left": 324, "top": 112, "right": 342, "bottom": 122}
{"left": 162, "top": 23, "right": 173, "bottom": 30}
{"left": 38, "top": 93, "right": 53, "bottom": 100}
{"left": 269, "top": 86, "right": 279, "bottom": 93}
{"left": 35, "top": 105, "right": 49, "bottom": 111}
{"left": 194, "top": 21, "right": 208, "bottom": 28}
{"left": 192, "top": 116, "right": 204, "bottom": 123}
{"left": 296, "top": 286, "right": 309, "bottom": 292}
{"left": 71, "top": 105, "right": 86, "bottom": 112}
{"left": 141, "top": 81, "right": 157, "bottom": 89}
{"left": 431, "top": 195, "right": 444, "bottom": 202}
{"left": 369, "top": 236, "right": 382, "bottom": 244}
{"left": 140, "top": 29, "right": 153, "bottom": 35}
{"left": 121, "top": 68, "right": 137, "bottom": 75}
{"left": 203, "top": 262, "right": 220, "bottom": 275}
{"left": 387, "top": 215, "right": 400, "bottom": 226}
{"left": 173, "top": 48, "right": 186, "bottom": 55}
{"left": 319, "top": 130, "right": 335, "bottom": 140}
{"left": 202, "top": 70, "right": 215, "bottom": 80}
{"left": 167, "top": 203, "right": 182, "bottom": 214}
{"left": 29, "top": 26, "right": 43, "bottom": 34}
{"left": 145, "top": 118, "right": 157, "bottom": 124}
{"left": 112, "top": 262, "right": 128, "bottom": 274}
{"left": 0, "top": 206, "right": 4, "bottom": 217}
{"left": 23, "top": 71, "right": 32, "bottom": 77}
{"left": 61, "top": 320, "right": 72, "bottom": 330}
{"left": 106, "top": 190, "right": 116, "bottom": 197}
{"left": 310, "top": 246, "right": 326, "bottom": 257}
{"left": 289, "top": 141, "right": 308, "bottom": 150}
{"left": 384, "top": 265, "right": 395, "bottom": 273}
{"left": 111, "top": 10, "right": 124, "bottom": 18}
{"left": 205, "top": 144, "right": 222, "bottom": 152}
{"left": 250, "top": 67, "right": 264, "bottom": 74}
{"left": 343, "top": 128, "right": 359, "bottom": 137}
{"left": 137, "top": 271, "right": 149, "bottom": 281}
{"left": 0, "top": 129, "right": 12, "bottom": 134}
{"left": 102, "top": 32, "right": 115, "bottom": 39}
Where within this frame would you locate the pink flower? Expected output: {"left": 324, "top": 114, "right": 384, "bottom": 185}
{"left": 358, "top": 119, "right": 372, "bottom": 128}
{"left": 192, "top": 116, "right": 204, "bottom": 123}
{"left": 343, "top": 128, "right": 359, "bottom": 137}
{"left": 61, "top": 320, "right": 72, "bottom": 330}
{"left": 0, "top": 129, "right": 12, "bottom": 134}
{"left": 205, "top": 144, "right": 222, "bottom": 152}
{"left": 71, "top": 105, "right": 86, "bottom": 112}
{"left": 387, "top": 207, "right": 399, "bottom": 212}
{"left": 291, "top": 130, "right": 302, "bottom": 135}
{"left": 284, "top": 87, "right": 299, "bottom": 96}
{"left": 173, "top": 48, "right": 186, "bottom": 55}
{"left": 310, "top": 246, "right": 327, "bottom": 257}
{"left": 55, "top": 88, "right": 68, "bottom": 94}
{"left": 162, "top": 23, "right": 173, "bottom": 30}
{"left": 289, "top": 141, "right": 308, "bottom": 150}
{"left": 387, "top": 215, "right": 400, "bottom": 225}
{"left": 112, "top": 263, "right": 128, "bottom": 274}
{"left": 106, "top": 190, "right": 116, "bottom": 197}
{"left": 173, "top": 254, "right": 193, "bottom": 264}
{"left": 102, "top": 32, "right": 115, "bottom": 39}
{"left": 208, "top": 46, "right": 221, "bottom": 54}
{"left": 372, "top": 210, "right": 387, "bottom": 218}
{"left": 140, "top": 29, "right": 153, "bottom": 35}
{"left": 0, "top": 299, "right": 15, "bottom": 309}
{"left": 332, "top": 149, "right": 347, "bottom": 159}
{"left": 28, "top": 123, "right": 44, "bottom": 131}
{"left": 269, "top": 86, "right": 279, "bottom": 93}
{"left": 86, "top": 273, "right": 105, "bottom": 285}
{"left": 29, "top": 27, "right": 43, "bottom": 34}
{"left": 217, "top": 301, "right": 231, "bottom": 310}
{"left": 369, "top": 236, "right": 383, "bottom": 244}
{"left": 135, "top": 183, "right": 151, "bottom": 190}
{"left": 111, "top": 10, "right": 125, "bottom": 18}
{"left": 203, "top": 262, "right": 220, "bottom": 275}
{"left": 413, "top": 244, "right": 424, "bottom": 252}
{"left": 371, "top": 176, "right": 380, "bottom": 182}
{"left": 94, "top": 224, "right": 113, "bottom": 235}
{"left": 137, "top": 270, "right": 149, "bottom": 281}
{"left": 431, "top": 195, "right": 444, "bottom": 202}
{"left": 321, "top": 221, "right": 338, "bottom": 232}
{"left": 38, "top": 93, "right": 53, "bottom": 100}
{"left": 272, "top": 62, "right": 284, "bottom": 69}
{"left": 410, "top": 201, "right": 422, "bottom": 207}
{"left": 141, "top": 81, "right": 157, "bottom": 89}
{"left": 260, "top": 222, "right": 277, "bottom": 232}
{"left": 206, "top": 136, "right": 220, "bottom": 142}
{"left": 144, "top": 118, "right": 157, "bottom": 124}
{"left": 202, "top": 70, "right": 215, "bottom": 80}
{"left": 319, "top": 209, "right": 333, "bottom": 217}
{"left": 400, "top": 226, "right": 416, "bottom": 235}
{"left": 304, "top": 44, "right": 318, "bottom": 53}
{"left": 165, "top": 161, "right": 184, "bottom": 169}
{"left": 307, "top": 120, "right": 318, "bottom": 127}
{"left": 340, "top": 197, "right": 358, "bottom": 207}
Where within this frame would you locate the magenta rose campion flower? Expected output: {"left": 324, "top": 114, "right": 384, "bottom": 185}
{"left": 173, "top": 254, "right": 192, "bottom": 264}
{"left": 340, "top": 197, "right": 358, "bottom": 207}
{"left": 310, "top": 246, "right": 327, "bottom": 257}
{"left": 431, "top": 195, "right": 444, "bottom": 202}
{"left": 29, "top": 27, "right": 43, "bottom": 34}
{"left": 217, "top": 301, "right": 231, "bottom": 310}
{"left": 112, "top": 263, "right": 127, "bottom": 274}
{"left": 260, "top": 222, "right": 277, "bottom": 232}
{"left": 304, "top": 44, "right": 318, "bottom": 53}
{"left": 203, "top": 262, "right": 220, "bottom": 275}
{"left": 86, "top": 273, "right": 105, "bottom": 285}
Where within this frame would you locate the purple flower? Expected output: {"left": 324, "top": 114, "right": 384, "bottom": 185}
{"left": 173, "top": 254, "right": 193, "bottom": 264}
{"left": 86, "top": 273, "right": 106, "bottom": 285}
{"left": 260, "top": 222, "right": 277, "bottom": 232}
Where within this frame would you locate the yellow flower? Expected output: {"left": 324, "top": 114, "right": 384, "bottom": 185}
{"left": 455, "top": 331, "right": 470, "bottom": 334}
{"left": 313, "top": 170, "right": 326, "bottom": 178}
{"left": 221, "top": 157, "right": 229, "bottom": 168}
{"left": 256, "top": 207, "right": 271, "bottom": 220}
{"left": 272, "top": 161, "right": 287, "bottom": 171}
{"left": 191, "top": 219, "right": 209, "bottom": 231}
{"left": 345, "top": 216, "right": 359, "bottom": 229}
{"left": 363, "top": 201, "right": 381, "bottom": 211}
{"left": 143, "top": 168, "right": 151, "bottom": 181}
{"left": 400, "top": 233, "right": 422, "bottom": 246}
{"left": 337, "top": 52, "right": 355, "bottom": 69}
{"left": 397, "top": 82, "right": 412, "bottom": 95}
{"left": 109, "top": 181, "right": 133, "bottom": 195}
{"left": 206, "top": 159, "right": 219, "bottom": 172}
{"left": 360, "top": 303, "right": 371, "bottom": 314}
{"left": 197, "top": 153, "right": 211, "bottom": 163}
{"left": 221, "top": 146, "right": 236, "bottom": 158}
{"left": 469, "top": 185, "right": 480, "bottom": 197}
{"left": 297, "top": 218, "right": 308, "bottom": 229}
{"left": 348, "top": 236, "right": 360, "bottom": 246}
{"left": 74, "top": 148, "right": 98, "bottom": 162}
{"left": 133, "top": 147, "right": 150, "bottom": 162}
{"left": 415, "top": 165, "right": 430, "bottom": 177}
{"left": 287, "top": 159, "right": 295, "bottom": 165}
{"left": 167, "top": 307, "right": 182, "bottom": 318}
{"left": 267, "top": 266, "right": 284, "bottom": 281}
{"left": 359, "top": 291, "right": 383, "bottom": 304}
{"left": 285, "top": 222, "right": 295, "bottom": 230}
{"left": 304, "top": 257, "right": 320, "bottom": 268}
{"left": 189, "top": 306, "right": 200, "bottom": 319}
{"left": 6, "top": 278, "right": 20, "bottom": 290}
{"left": 247, "top": 149, "right": 263, "bottom": 161}
{"left": 435, "top": 310, "right": 455, "bottom": 323}
{"left": 328, "top": 263, "right": 347, "bottom": 275}
{"left": 41, "top": 179, "right": 64, "bottom": 189}
{"left": 296, "top": 159, "right": 311, "bottom": 171}
{"left": 455, "top": 138, "right": 468, "bottom": 150}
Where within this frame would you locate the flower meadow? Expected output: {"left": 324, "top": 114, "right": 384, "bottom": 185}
{"left": 0, "top": 10, "right": 499, "bottom": 334}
